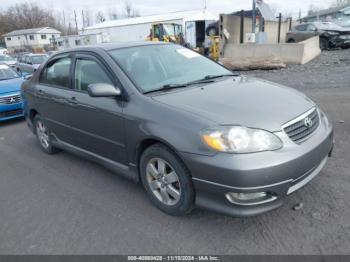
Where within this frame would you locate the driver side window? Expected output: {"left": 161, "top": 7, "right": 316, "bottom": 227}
{"left": 74, "top": 58, "right": 113, "bottom": 92}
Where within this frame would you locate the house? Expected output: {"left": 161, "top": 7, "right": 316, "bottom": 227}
{"left": 302, "top": 5, "right": 350, "bottom": 27}
{"left": 3, "top": 27, "right": 61, "bottom": 53}
{"left": 82, "top": 10, "right": 218, "bottom": 48}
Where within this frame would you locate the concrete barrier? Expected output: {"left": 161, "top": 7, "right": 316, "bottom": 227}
{"left": 222, "top": 36, "right": 321, "bottom": 66}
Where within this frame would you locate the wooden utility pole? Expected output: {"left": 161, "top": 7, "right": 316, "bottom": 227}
{"left": 252, "top": 0, "right": 256, "bottom": 33}
{"left": 62, "top": 10, "right": 66, "bottom": 36}
{"left": 74, "top": 10, "right": 79, "bottom": 34}
{"left": 82, "top": 10, "right": 85, "bottom": 29}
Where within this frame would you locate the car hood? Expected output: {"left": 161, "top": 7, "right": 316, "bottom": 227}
{"left": 151, "top": 76, "right": 315, "bottom": 132}
{"left": 0, "top": 78, "right": 23, "bottom": 95}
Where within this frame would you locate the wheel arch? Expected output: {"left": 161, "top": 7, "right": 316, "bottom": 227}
{"left": 135, "top": 137, "right": 190, "bottom": 181}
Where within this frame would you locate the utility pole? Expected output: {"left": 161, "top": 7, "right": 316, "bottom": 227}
{"left": 62, "top": 10, "right": 66, "bottom": 36}
{"left": 74, "top": 10, "right": 79, "bottom": 34}
{"left": 252, "top": 0, "right": 256, "bottom": 33}
{"left": 82, "top": 10, "right": 85, "bottom": 29}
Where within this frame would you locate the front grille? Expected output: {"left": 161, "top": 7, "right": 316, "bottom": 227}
{"left": 283, "top": 108, "right": 320, "bottom": 144}
{"left": 0, "top": 109, "right": 23, "bottom": 118}
{"left": 0, "top": 94, "right": 22, "bottom": 105}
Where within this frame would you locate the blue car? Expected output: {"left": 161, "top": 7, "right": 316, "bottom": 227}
{"left": 0, "top": 64, "right": 26, "bottom": 122}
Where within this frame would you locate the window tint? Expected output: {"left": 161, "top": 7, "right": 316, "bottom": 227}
{"left": 74, "top": 58, "right": 113, "bottom": 92}
{"left": 295, "top": 24, "right": 307, "bottom": 31}
{"left": 40, "top": 57, "right": 72, "bottom": 88}
{"left": 306, "top": 24, "right": 316, "bottom": 31}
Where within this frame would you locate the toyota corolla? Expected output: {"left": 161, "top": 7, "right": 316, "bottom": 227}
{"left": 21, "top": 42, "right": 334, "bottom": 217}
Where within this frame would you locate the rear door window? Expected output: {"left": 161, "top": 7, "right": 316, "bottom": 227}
{"left": 40, "top": 57, "right": 72, "bottom": 88}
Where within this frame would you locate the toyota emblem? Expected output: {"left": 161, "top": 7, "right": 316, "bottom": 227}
{"left": 304, "top": 117, "right": 313, "bottom": 128}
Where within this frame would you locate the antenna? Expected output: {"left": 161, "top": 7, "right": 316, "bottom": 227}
{"left": 203, "top": 0, "right": 207, "bottom": 9}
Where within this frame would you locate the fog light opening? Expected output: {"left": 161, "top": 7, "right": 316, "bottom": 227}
{"left": 225, "top": 192, "right": 277, "bottom": 206}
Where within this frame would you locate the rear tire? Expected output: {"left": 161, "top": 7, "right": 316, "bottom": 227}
{"left": 33, "top": 115, "right": 59, "bottom": 155}
{"left": 140, "top": 144, "right": 195, "bottom": 216}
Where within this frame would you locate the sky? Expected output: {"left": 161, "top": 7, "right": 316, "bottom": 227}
{"left": 0, "top": 0, "right": 336, "bottom": 27}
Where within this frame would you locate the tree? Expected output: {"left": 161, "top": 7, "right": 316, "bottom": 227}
{"left": 0, "top": 2, "right": 69, "bottom": 36}
{"left": 124, "top": 1, "right": 140, "bottom": 18}
{"left": 307, "top": 4, "right": 322, "bottom": 16}
{"left": 331, "top": 0, "right": 350, "bottom": 7}
{"left": 95, "top": 11, "right": 106, "bottom": 23}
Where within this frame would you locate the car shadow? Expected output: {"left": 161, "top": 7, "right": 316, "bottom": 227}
{"left": 0, "top": 117, "right": 25, "bottom": 128}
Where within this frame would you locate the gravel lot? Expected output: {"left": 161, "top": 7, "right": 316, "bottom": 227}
{"left": 0, "top": 50, "right": 349, "bottom": 255}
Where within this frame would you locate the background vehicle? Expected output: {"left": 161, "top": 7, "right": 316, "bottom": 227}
{"left": 0, "top": 48, "right": 8, "bottom": 55}
{"left": 16, "top": 53, "right": 49, "bottom": 73}
{"left": 0, "top": 64, "right": 25, "bottom": 121}
{"left": 287, "top": 22, "right": 350, "bottom": 50}
{"left": 147, "top": 23, "right": 185, "bottom": 45}
{"left": 0, "top": 54, "right": 17, "bottom": 69}
{"left": 22, "top": 43, "right": 333, "bottom": 217}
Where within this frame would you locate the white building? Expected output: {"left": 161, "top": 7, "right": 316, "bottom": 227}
{"left": 83, "top": 10, "right": 218, "bottom": 48}
{"left": 3, "top": 27, "right": 61, "bottom": 52}
{"left": 56, "top": 33, "right": 111, "bottom": 51}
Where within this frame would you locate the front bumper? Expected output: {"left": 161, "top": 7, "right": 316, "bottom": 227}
{"left": 0, "top": 102, "right": 24, "bottom": 122}
{"left": 180, "top": 111, "right": 334, "bottom": 217}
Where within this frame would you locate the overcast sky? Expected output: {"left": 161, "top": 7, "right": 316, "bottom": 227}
{"left": 1, "top": 0, "right": 336, "bottom": 26}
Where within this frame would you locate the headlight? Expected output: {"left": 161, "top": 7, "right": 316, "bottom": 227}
{"left": 201, "top": 126, "right": 283, "bottom": 153}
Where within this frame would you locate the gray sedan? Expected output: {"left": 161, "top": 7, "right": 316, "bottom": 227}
{"left": 17, "top": 53, "right": 48, "bottom": 74}
{"left": 21, "top": 42, "right": 334, "bottom": 217}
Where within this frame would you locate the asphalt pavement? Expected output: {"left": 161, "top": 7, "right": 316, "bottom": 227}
{"left": 0, "top": 50, "right": 350, "bottom": 255}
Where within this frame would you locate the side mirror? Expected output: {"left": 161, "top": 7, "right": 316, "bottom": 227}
{"left": 87, "top": 83, "right": 121, "bottom": 97}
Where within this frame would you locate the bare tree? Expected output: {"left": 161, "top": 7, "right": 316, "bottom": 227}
{"left": 0, "top": 2, "right": 69, "bottom": 37}
{"left": 95, "top": 11, "right": 106, "bottom": 23}
{"left": 124, "top": 1, "right": 140, "bottom": 18}
{"left": 307, "top": 4, "right": 322, "bottom": 16}
{"left": 108, "top": 7, "right": 119, "bottom": 20}
{"left": 331, "top": 0, "right": 350, "bottom": 7}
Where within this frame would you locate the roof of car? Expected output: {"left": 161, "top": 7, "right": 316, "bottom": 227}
{"left": 26, "top": 53, "right": 48, "bottom": 57}
{"left": 55, "top": 41, "right": 171, "bottom": 55}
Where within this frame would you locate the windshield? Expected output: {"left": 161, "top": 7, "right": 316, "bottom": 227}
{"left": 0, "top": 65, "right": 19, "bottom": 80}
{"left": 31, "top": 55, "right": 48, "bottom": 64}
{"left": 109, "top": 44, "right": 232, "bottom": 92}
{"left": 0, "top": 55, "right": 14, "bottom": 61}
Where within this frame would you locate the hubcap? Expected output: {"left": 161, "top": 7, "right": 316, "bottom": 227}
{"left": 36, "top": 120, "right": 50, "bottom": 149}
{"left": 146, "top": 158, "right": 181, "bottom": 206}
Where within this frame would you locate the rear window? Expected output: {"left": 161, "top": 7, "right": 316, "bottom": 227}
{"left": 294, "top": 24, "right": 307, "bottom": 31}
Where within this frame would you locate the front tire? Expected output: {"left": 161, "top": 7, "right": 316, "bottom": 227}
{"left": 320, "top": 38, "right": 329, "bottom": 50}
{"left": 140, "top": 144, "right": 195, "bottom": 216}
{"left": 34, "top": 115, "right": 59, "bottom": 154}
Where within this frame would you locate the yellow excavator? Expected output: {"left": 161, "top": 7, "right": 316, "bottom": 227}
{"left": 147, "top": 23, "right": 185, "bottom": 45}
{"left": 147, "top": 22, "right": 220, "bottom": 61}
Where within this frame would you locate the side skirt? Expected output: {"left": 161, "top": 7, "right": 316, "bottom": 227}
{"left": 51, "top": 137, "right": 139, "bottom": 183}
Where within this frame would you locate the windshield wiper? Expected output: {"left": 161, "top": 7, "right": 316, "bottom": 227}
{"left": 144, "top": 73, "right": 241, "bottom": 94}
{"left": 187, "top": 73, "right": 240, "bottom": 85}
{"left": 144, "top": 83, "right": 189, "bottom": 94}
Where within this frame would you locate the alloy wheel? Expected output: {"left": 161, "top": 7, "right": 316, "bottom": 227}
{"left": 145, "top": 158, "right": 181, "bottom": 206}
{"left": 36, "top": 120, "right": 50, "bottom": 149}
